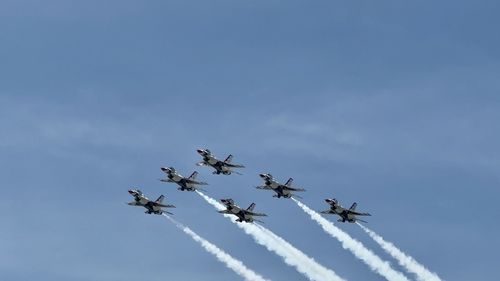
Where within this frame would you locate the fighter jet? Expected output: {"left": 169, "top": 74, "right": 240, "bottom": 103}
{"left": 256, "top": 173, "right": 306, "bottom": 198}
{"left": 160, "top": 167, "right": 208, "bottom": 191}
{"left": 127, "top": 189, "right": 175, "bottom": 215}
{"left": 218, "top": 198, "right": 267, "bottom": 223}
{"left": 196, "top": 149, "right": 245, "bottom": 175}
{"left": 320, "top": 198, "right": 371, "bottom": 223}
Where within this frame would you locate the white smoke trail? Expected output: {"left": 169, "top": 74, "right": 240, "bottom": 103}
{"left": 293, "top": 199, "right": 410, "bottom": 281}
{"left": 357, "top": 223, "right": 442, "bottom": 281}
{"left": 196, "top": 191, "right": 345, "bottom": 281}
{"left": 164, "top": 215, "right": 270, "bottom": 281}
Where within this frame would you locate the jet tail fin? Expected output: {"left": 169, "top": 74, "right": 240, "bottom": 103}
{"left": 246, "top": 203, "right": 256, "bottom": 212}
{"left": 224, "top": 154, "right": 233, "bottom": 163}
{"left": 349, "top": 202, "right": 357, "bottom": 211}
{"left": 188, "top": 171, "right": 198, "bottom": 180}
{"left": 155, "top": 195, "right": 165, "bottom": 204}
{"left": 285, "top": 178, "right": 293, "bottom": 187}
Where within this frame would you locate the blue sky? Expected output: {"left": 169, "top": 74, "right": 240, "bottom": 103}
{"left": 1, "top": 1, "right": 499, "bottom": 280}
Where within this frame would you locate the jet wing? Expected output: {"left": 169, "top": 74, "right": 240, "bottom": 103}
{"left": 347, "top": 202, "right": 370, "bottom": 216}
{"left": 284, "top": 186, "right": 306, "bottom": 192}
{"left": 255, "top": 185, "right": 274, "bottom": 190}
{"left": 320, "top": 209, "right": 335, "bottom": 214}
{"left": 243, "top": 203, "right": 267, "bottom": 217}
{"left": 349, "top": 211, "right": 371, "bottom": 216}
{"left": 225, "top": 163, "right": 245, "bottom": 168}
{"left": 246, "top": 211, "right": 267, "bottom": 217}
{"left": 154, "top": 203, "right": 176, "bottom": 208}
{"left": 127, "top": 201, "right": 142, "bottom": 206}
{"left": 186, "top": 179, "right": 208, "bottom": 185}
{"left": 159, "top": 178, "right": 175, "bottom": 183}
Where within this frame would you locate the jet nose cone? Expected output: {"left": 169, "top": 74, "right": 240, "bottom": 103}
{"left": 197, "top": 149, "right": 204, "bottom": 154}
{"left": 259, "top": 173, "right": 267, "bottom": 178}
{"left": 128, "top": 190, "right": 136, "bottom": 195}
{"left": 161, "top": 167, "right": 168, "bottom": 172}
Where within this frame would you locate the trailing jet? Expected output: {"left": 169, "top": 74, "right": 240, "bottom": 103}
{"left": 196, "top": 149, "right": 245, "bottom": 175}
{"left": 320, "top": 198, "right": 371, "bottom": 223}
{"left": 256, "top": 173, "right": 306, "bottom": 198}
{"left": 160, "top": 167, "right": 208, "bottom": 191}
{"left": 127, "top": 189, "right": 175, "bottom": 215}
{"left": 218, "top": 199, "right": 267, "bottom": 223}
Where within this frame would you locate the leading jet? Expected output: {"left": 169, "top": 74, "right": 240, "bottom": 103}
{"left": 320, "top": 198, "right": 371, "bottom": 223}
{"left": 256, "top": 173, "right": 306, "bottom": 198}
{"left": 196, "top": 149, "right": 245, "bottom": 175}
{"left": 127, "top": 189, "right": 175, "bottom": 215}
{"left": 218, "top": 199, "right": 267, "bottom": 223}
{"left": 160, "top": 167, "right": 208, "bottom": 191}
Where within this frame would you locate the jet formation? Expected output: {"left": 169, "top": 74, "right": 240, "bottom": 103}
{"left": 128, "top": 148, "right": 371, "bottom": 224}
